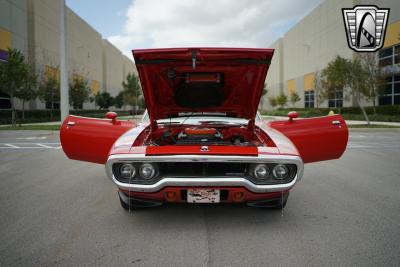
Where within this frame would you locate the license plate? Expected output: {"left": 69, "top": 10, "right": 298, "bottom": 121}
{"left": 187, "top": 189, "right": 220, "bottom": 203}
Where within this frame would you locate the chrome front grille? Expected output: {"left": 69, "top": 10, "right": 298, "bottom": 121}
{"left": 158, "top": 162, "right": 248, "bottom": 177}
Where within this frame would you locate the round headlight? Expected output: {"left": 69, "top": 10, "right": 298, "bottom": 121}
{"left": 253, "top": 164, "right": 270, "bottom": 179}
{"left": 272, "top": 164, "right": 289, "bottom": 180}
{"left": 120, "top": 163, "right": 136, "bottom": 179}
{"left": 139, "top": 163, "right": 157, "bottom": 180}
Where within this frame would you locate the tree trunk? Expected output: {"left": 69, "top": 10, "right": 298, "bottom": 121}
{"left": 22, "top": 100, "right": 25, "bottom": 120}
{"left": 50, "top": 89, "right": 54, "bottom": 120}
{"left": 372, "top": 98, "right": 376, "bottom": 114}
{"left": 50, "top": 102, "right": 54, "bottom": 120}
{"left": 354, "top": 92, "right": 370, "bottom": 125}
{"left": 10, "top": 95, "right": 16, "bottom": 127}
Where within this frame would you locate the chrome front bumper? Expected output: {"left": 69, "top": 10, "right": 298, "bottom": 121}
{"left": 105, "top": 154, "right": 304, "bottom": 193}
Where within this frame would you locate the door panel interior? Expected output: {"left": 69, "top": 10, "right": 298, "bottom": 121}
{"left": 268, "top": 115, "right": 348, "bottom": 163}
{"left": 60, "top": 115, "right": 135, "bottom": 164}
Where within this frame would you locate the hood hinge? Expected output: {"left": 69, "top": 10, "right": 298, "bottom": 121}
{"left": 150, "top": 120, "right": 158, "bottom": 131}
{"left": 247, "top": 118, "right": 255, "bottom": 132}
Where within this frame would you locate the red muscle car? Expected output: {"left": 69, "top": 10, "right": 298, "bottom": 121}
{"left": 60, "top": 48, "right": 348, "bottom": 210}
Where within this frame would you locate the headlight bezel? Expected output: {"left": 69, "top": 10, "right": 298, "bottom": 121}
{"left": 251, "top": 164, "right": 270, "bottom": 180}
{"left": 119, "top": 163, "right": 136, "bottom": 179}
{"left": 272, "top": 164, "right": 290, "bottom": 180}
{"left": 248, "top": 163, "right": 297, "bottom": 184}
{"left": 139, "top": 163, "right": 158, "bottom": 180}
{"left": 113, "top": 162, "right": 159, "bottom": 184}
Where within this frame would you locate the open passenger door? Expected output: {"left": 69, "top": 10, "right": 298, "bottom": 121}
{"left": 268, "top": 114, "right": 348, "bottom": 163}
{"left": 60, "top": 115, "right": 135, "bottom": 164}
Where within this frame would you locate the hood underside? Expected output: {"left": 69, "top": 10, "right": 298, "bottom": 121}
{"left": 133, "top": 48, "right": 274, "bottom": 121}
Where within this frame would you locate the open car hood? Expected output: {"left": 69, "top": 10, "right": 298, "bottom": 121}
{"left": 133, "top": 48, "right": 274, "bottom": 122}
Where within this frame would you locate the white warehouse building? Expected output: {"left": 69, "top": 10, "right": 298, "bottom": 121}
{"left": 0, "top": 0, "right": 136, "bottom": 110}
{"left": 263, "top": 0, "right": 400, "bottom": 110}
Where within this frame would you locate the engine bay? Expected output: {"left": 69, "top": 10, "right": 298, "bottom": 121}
{"left": 140, "top": 124, "right": 273, "bottom": 147}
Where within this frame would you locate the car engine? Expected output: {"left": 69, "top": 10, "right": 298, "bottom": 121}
{"left": 142, "top": 125, "right": 267, "bottom": 147}
{"left": 175, "top": 127, "right": 228, "bottom": 145}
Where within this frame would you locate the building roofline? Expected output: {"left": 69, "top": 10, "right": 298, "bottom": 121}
{"left": 267, "top": 0, "right": 327, "bottom": 47}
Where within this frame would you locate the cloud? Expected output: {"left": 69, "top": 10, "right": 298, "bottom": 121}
{"left": 108, "top": 0, "right": 323, "bottom": 56}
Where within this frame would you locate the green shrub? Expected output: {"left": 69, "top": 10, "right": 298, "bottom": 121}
{"left": 261, "top": 105, "right": 400, "bottom": 122}
{"left": 0, "top": 109, "right": 135, "bottom": 124}
{"left": 262, "top": 105, "right": 400, "bottom": 116}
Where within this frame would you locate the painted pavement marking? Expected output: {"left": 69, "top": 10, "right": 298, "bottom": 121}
{"left": 0, "top": 143, "right": 61, "bottom": 149}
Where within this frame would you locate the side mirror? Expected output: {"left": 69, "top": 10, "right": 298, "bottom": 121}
{"left": 105, "top": 111, "right": 118, "bottom": 124}
{"left": 287, "top": 111, "right": 298, "bottom": 121}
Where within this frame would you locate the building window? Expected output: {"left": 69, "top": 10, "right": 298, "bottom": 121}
{"left": 45, "top": 101, "right": 60, "bottom": 110}
{"left": 395, "top": 45, "right": 400, "bottom": 65}
{"left": 328, "top": 89, "right": 343, "bottom": 108}
{"left": 379, "top": 45, "right": 400, "bottom": 105}
{"left": 0, "top": 60, "right": 11, "bottom": 109}
{"left": 0, "top": 91, "right": 11, "bottom": 109}
{"left": 304, "top": 91, "right": 314, "bottom": 108}
{"left": 379, "top": 74, "right": 400, "bottom": 105}
{"left": 0, "top": 49, "right": 8, "bottom": 62}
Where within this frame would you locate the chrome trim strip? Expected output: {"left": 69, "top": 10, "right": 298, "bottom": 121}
{"left": 110, "top": 175, "right": 300, "bottom": 193}
{"left": 105, "top": 154, "right": 304, "bottom": 193}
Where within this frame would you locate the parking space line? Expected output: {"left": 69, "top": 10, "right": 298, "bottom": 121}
{"left": 0, "top": 143, "right": 61, "bottom": 150}
{"left": 0, "top": 147, "right": 48, "bottom": 149}
{"left": 0, "top": 143, "right": 60, "bottom": 145}
{"left": 36, "top": 144, "right": 53, "bottom": 148}
{"left": 5, "top": 144, "right": 20, "bottom": 148}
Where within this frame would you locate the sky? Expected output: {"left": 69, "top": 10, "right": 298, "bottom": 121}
{"left": 66, "top": 0, "right": 324, "bottom": 57}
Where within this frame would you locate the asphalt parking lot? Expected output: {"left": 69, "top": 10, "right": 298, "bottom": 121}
{"left": 0, "top": 129, "right": 400, "bottom": 266}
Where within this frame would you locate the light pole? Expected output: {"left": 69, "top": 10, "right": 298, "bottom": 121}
{"left": 60, "top": 0, "right": 69, "bottom": 122}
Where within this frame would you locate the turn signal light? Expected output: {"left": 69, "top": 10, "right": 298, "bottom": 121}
{"left": 233, "top": 192, "right": 244, "bottom": 202}
{"left": 165, "top": 191, "right": 177, "bottom": 201}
